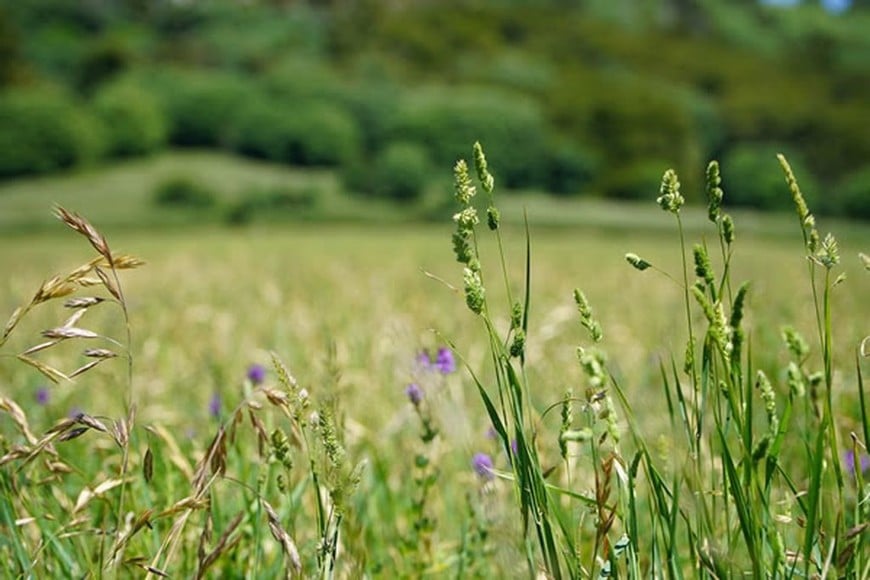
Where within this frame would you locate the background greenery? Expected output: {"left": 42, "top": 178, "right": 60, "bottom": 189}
{"left": 0, "top": 0, "right": 868, "bottom": 218}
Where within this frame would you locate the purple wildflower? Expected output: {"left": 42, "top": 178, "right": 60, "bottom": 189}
{"left": 510, "top": 438, "right": 519, "bottom": 456}
{"left": 35, "top": 387, "right": 50, "bottom": 406}
{"left": 435, "top": 347, "right": 456, "bottom": 374}
{"left": 209, "top": 392, "right": 222, "bottom": 419}
{"left": 843, "top": 449, "right": 870, "bottom": 476}
{"left": 472, "top": 452, "right": 494, "bottom": 480}
{"left": 416, "top": 350, "right": 432, "bottom": 371}
{"left": 405, "top": 383, "right": 423, "bottom": 406}
{"left": 247, "top": 364, "right": 266, "bottom": 386}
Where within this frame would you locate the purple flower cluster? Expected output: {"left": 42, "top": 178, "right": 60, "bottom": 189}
{"left": 247, "top": 364, "right": 266, "bottom": 385}
{"left": 843, "top": 449, "right": 870, "bottom": 476}
{"left": 416, "top": 347, "right": 456, "bottom": 375}
{"left": 35, "top": 387, "right": 50, "bottom": 406}
{"left": 405, "top": 383, "right": 423, "bottom": 406}
{"left": 209, "top": 392, "right": 222, "bottom": 419}
{"left": 472, "top": 452, "right": 494, "bottom": 480}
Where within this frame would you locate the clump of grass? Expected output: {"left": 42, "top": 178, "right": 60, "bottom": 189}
{"left": 0, "top": 209, "right": 363, "bottom": 578}
{"left": 446, "top": 143, "right": 869, "bottom": 577}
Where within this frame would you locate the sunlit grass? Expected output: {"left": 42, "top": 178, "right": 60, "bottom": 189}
{"left": 0, "top": 185, "right": 867, "bottom": 575}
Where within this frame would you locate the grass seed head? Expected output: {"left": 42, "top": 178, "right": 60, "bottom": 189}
{"left": 453, "top": 159, "right": 476, "bottom": 205}
{"left": 706, "top": 160, "right": 723, "bottom": 222}
{"left": 625, "top": 253, "right": 651, "bottom": 272}
{"left": 656, "top": 169, "right": 684, "bottom": 214}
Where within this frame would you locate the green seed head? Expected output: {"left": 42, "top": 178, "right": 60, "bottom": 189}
{"left": 509, "top": 329, "right": 525, "bottom": 358}
{"left": 729, "top": 281, "right": 750, "bottom": 330}
{"left": 722, "top": 214, "right": 735, "bottom": 245}
{"left": 463, "top": 267, "right": 485, "bottom": 315}
{"left": 452, "top": 230, "right": 473, "bottom": 265}
{"left": 656, "top": 169, "right": 684, "bottom": 214}
{"left": 693, "top": 244, "right": 715, "bottom": 288}
{"left": 454, "top": 159, "right": 476, "bottom": 205}
{"left": 777, "top": 154, "right": 810, "bottom": 223}
{"left": 473, "top": 141, "right": 495, "bottom": 194}
{"left": 486, "top": 206, "right": 500, "bottom": 231}
{"left": 510, "top": 301, "right": 523, "bottom": 330}
{"left": 625, "top": 253, "right": 652, "bottom": 271}
{"left": 453, "top": 207, "right": 479, "bottom": 230}
{"left": 815, "top": 232, "right": 840, "bottom": 269}
{"left": 706, "top": 160, "right": 723, "bottom": 223}
{"left": 781, "top": 326, "right": 809, "bottom": 359}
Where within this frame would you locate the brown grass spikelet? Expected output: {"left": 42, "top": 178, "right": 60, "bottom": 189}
{"left": 58, "top": 427, "right": 90, "bottom": 442}
{"left": 96, "top": 254, "right": 145, "bottom": 270}
{"left": 64, "top": 296, "right": 105, "bottom": 309}
{"left": 159, "top": 496, "right": 210, "bottom": 519}
{"left": 84, "top": 348, "right": 118, "bottom": 359}
{"left": 33, "top": 276, "right": 78, "bottom": 304}
{"left": 0, "top": 397, "right": 39, "bottom": 445}
{"left": 21, "top": 340, "right": 61, "bottom": 356}
{"left": 76, "top": 413, "right": 110, "bottom": 434}
{"left": 95, "top": 266, "right": 122, "bottom": 300}
{"left": 73, "top": 478, "right": 125, "bottom": 513}
{"left": 41, "top": 326, "right": 100, "bottom": 340}
{"left": 0, "top": 445, "right": 30, "bottom": 466}
{"left": 248, "top": 408, "right": 269, "bottom": 457}
{"left": 193, "top": 426, "right": 227, "bottom": 492}
{"left": 16, "top": 354, "right": 70, "bottom": 383}
{"left": 196, "top": 511, "right": 245, "bottom": 579}
{"left": 54, "top": 206, "right": 112, "bottom": 263}
{"left": 263, "top": 499, "right": 302, "bottom": 574}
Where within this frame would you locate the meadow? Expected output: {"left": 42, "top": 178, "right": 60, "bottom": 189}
{"left": 0, "top": 149, "right": 868, "bottom": 577}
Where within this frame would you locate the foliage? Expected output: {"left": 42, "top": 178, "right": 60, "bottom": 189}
{"left": 836, "top": 165, "right": 870, "bottom": 220}
{"left": 0, "top": 87, "right": 105, "bottom": 177}
{"left": 92, "top": 79, "right": 167, "bottom": 157}
{"left": 344, "top": 142, "right": 433, "bottom": 203}
{"left": 224, "top": 185, "right": 318, "bottom": 225}
{"left": 0, "top": 0, "right": 869, "bottom": 219}
{"left": 391, "top": 87, "right": 549, "bottom": 189}
{"left": 152, "top": 175, "right": 216, "bottom": 209}
{"left": 150, "top": 69, "right": 257, "bottom": 148}
{"left": 228, "top": 96, "right": 360, "bottom": 167}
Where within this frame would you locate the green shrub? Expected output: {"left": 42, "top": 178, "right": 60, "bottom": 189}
{"left": 92, "top": 80, "right": 167, "bottom": 157}
{"left": 228, "top": 97, "right": 360, "bottom": 167}
{"left": 152, "top": 176, "right": 216, "bottom": 209}
{"left": 225, "top": 185, "right": 318, "bottom": 225}
{"left": 544, "top": 139, "right": 597, "bottom": 195}
{"left": 339, "top": 80, "right": 402, "bottom": 154}
{"left": 836, "top": 166, "right": 870, "bottom": 220}
{"left": 260, "top": 57, "right": 342, "bottom": 102}
{"left": 391, "top": 87, "right": 548, "bottom": 189}
{"left": 722, "top": 143, "right": 818, "bottom": 211}
{"left": 0, "top": 88, "right": 105, "bottom": 177}
{"left": 152, "top": 69, "right": 257, "bottom": 147}
{"left": 372, "top": 142, "right": 433, "bottom": 202}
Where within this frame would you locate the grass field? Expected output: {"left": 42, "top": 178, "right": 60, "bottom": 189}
{"left": 0, "top": 152, "right": 868, "bottom": 576}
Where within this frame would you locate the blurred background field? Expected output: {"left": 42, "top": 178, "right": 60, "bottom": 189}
{"left": 2, "top": 219, "right": 868, "bottom": 446}
{"left": 0, "top": 0, "right": 869, "bottom": 223}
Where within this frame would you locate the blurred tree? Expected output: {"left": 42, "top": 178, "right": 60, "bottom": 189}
{"left": 0, "top": 7, "right": 26, "bottom": 87}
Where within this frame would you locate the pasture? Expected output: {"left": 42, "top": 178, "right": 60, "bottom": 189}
{"left": 0, "top": 156, "right": 868, "bottom": 577}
